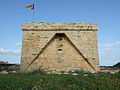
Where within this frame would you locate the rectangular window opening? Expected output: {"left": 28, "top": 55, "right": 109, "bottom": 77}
{"left": 58, "top": 48, "right": 62, "bottom": 51}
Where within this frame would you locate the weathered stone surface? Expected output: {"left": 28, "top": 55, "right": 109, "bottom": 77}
{"left": 20, "top": 22, "right": 100, "bottom": 72}
{"left": 22, "top": 22, "right": 98, "bottom": 31}
{"left": 83, "top": 74, "right": 88, "bottom": 77}
{"left": 0, "top": 70, "right": 8, "bottom": 74}
{"left": 72, "top": 73, "right": 78, "bottom": 76}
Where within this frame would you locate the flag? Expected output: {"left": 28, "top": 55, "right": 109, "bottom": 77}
{"left": 25, "top": 4, "right": 34, "bottom": 9}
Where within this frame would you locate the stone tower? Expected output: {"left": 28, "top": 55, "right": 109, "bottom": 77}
{"left": 20, "top": 22, "right": 99, "bottom": 72}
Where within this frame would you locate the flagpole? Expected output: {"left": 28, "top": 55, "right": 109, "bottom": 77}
{"left": 33, "top": 0, "right": 35, "bottom": 23}
{"left": 33, "top": 5, "right": 34, "bottom": 22}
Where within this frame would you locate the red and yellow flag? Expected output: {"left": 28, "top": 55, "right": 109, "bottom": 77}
{"left": 25, "top": 4, "right": 34, "bottom": 9}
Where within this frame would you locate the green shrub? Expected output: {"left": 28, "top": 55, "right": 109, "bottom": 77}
{"left": 27, "top": 68, "right": 46, "bottom": 75}
{"left": 73, "top": 70, "right": 84, "bottom": 74}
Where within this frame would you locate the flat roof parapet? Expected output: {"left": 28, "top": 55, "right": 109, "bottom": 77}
{"left": 22, "top": 22, "right": 98, "bottom": 31}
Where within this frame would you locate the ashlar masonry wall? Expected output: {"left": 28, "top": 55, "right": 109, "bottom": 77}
{"left": 20, "top": 22, "right": 99, "bottom": 72}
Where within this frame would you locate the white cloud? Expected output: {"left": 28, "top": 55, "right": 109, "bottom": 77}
{"left": 99, "top": 41, "right": 120, "bottom": 54}
{"left": 0, "top": 48, "right": 21, "bottom": 55}
{"left": 16, "top": 42, "right": 22, "bottom": 47}
{"left": 99, "top": 41, "right": 120, "bottom": 66}
{"left": 100, "top": 41, "right": 120, "bottom": 48}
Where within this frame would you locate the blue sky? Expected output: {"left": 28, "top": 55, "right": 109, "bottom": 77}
{"left": 0, "top": 0, "right": 120, "bottom": 66}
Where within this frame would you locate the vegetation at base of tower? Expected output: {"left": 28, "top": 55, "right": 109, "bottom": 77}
{"left": 0, "top": 71, "right": 120, "bottom": 90}
{"left": 27, "top": 68, "right": 46, "bottom": 75}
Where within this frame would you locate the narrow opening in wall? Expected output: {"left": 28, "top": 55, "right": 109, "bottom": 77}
{"left": 56, "top": 33, "right": 64, "bottom": 41}
{"left": 58, "top": 48, "right": 62, "bottom": 51}
{"left": 60, "top": 45, "right": 63, "bottom": 47}
{"left": 56, "top": 33, "right": 64, "bottom": 37}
